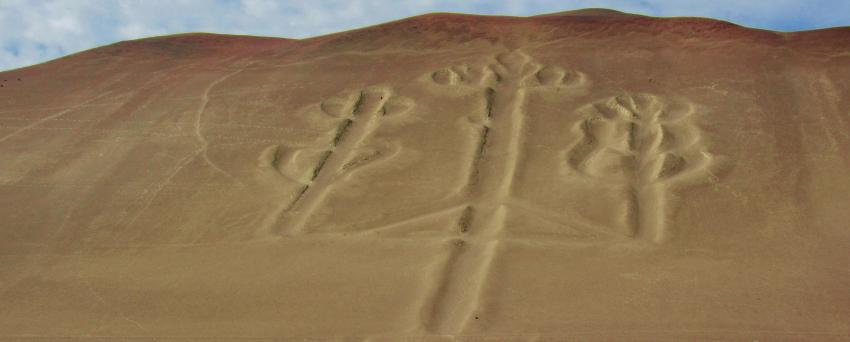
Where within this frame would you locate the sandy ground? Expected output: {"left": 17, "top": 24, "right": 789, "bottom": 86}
{"left": 1, "top": 10, "right": 849, "bottom": 340}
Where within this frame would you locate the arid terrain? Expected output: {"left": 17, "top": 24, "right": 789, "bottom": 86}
{"left": 1, "top": 9, "right": 849, "bottom": 340}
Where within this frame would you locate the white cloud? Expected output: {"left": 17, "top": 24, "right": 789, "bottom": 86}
{"left": 1, "top": 0, "right": 848, "bottom": 71}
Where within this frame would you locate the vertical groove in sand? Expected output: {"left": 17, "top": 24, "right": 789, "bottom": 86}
{"left": 466, "top": 125, "right": 490, "bottom": 189}
{"left": 416, "top": 50, "right": 596, "bottom": 334}
{"left": 423, "top": 207, "right": 506, "bottom": 334}
{"left": 422, "top": 51, "right": 542, "bottom": 334}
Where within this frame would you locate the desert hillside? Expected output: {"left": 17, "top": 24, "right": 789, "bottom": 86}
{"left": 1, "top": 10, "right": 850, "bottom": 340}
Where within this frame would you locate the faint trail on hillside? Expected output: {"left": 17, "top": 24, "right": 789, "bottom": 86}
{"left": 118, "top": 67, "right": 249, "bottom": 236}
{"left": 0, "top": 71, "right": 138, "bottom": 145}
{"left": 120, "top": 151, "right": 200, "bottom": 234}
{"left": 0, "top": 91, "right": 115, "bottom": 145}
{"left": 194, "top": 68, "right": 246, "bottom": 183}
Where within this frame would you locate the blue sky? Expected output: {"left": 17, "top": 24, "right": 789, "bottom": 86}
{"left": 1, "top": 0, "right": 848, "bottom": 71}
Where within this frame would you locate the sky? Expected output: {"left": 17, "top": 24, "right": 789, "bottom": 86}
{"left": 1, "top": 0, "right": 848, "bottom": 71}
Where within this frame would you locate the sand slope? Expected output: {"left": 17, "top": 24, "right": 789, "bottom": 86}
{"left": 1, "top": 11, "right": 850, "bottom": 340}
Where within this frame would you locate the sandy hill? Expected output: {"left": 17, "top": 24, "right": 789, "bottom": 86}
{"left": 1, "top": 10, "right": 849, "bottom": 340}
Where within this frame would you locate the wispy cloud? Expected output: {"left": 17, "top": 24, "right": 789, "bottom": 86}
{"left": 1, "top": 0, "right": 848, "bottom": 71}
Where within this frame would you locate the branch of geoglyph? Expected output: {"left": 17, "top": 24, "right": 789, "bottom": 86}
{"left": 260, "top": 88, "right": 413, "bottom": 188}
{"left": 491, "top": 51, "right": 586, "bottom": 89}
{"left": 565, "top": 93, "right": 716, "bottom": 188}
{"left": 430, "top": 52, "right": 584, "bottom": 90}
{"left": 316, "top": 87, "right": 414, "bottom": 182}
{"left": 336, "top": 140, "right": 402, "bottom": 182}
{"left": 431, "top": 64, "right": 496, "bottom": 87}
{"left": 258, "top": 144, "right": 326, "bottom": 186}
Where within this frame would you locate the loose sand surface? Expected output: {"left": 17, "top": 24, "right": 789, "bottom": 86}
{"left": 1, "top": 10, "right": 849, "bottom": 340}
